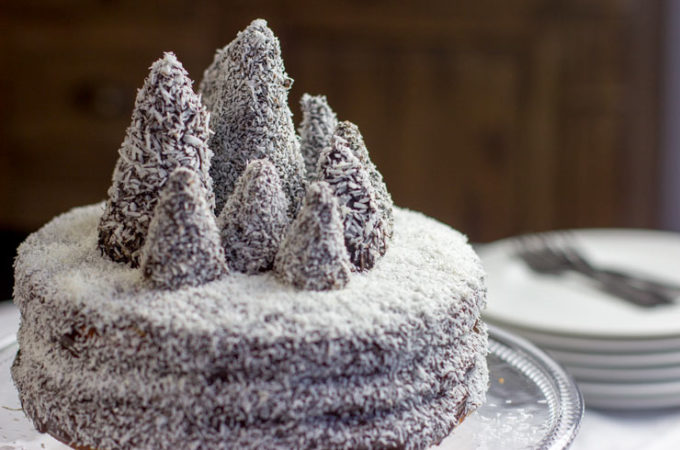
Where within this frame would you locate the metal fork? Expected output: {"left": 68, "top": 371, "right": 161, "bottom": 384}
{"left": 515, "top": 233, "right": 680, "bottom": 307}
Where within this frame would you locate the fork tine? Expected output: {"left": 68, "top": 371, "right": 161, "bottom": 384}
{"left": 514, "top": 232, "right": 572, "bottom": 273}
{"left": 514, "top": 230, "right": 674, "bottom": 307}
{"left": 545, "top": 231, "right": 595, "bottom": 272}
{"left": 515, "top": 231, "right": 551, "bottom": 253}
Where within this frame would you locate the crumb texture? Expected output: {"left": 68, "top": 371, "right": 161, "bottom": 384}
{"left": 98, "top": 52, "right": 213, "bottom": 267}
{"left": 199, "top": 19, "right": 306, "bottom": 216}
{"left": 274, "top": 182, "right": 351, "bottom": 290}
{"left": 218, "top": 159, "right": 290, "bottom": 273}
{"left": 141, "top": 168, "right": 227, "bottom": 290}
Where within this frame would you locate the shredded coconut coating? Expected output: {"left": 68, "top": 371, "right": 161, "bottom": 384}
{"left": 217, "top": 159, "right": 290, "bottom": 273}
{"left": 199, "top": 19, "right": 307, "bottom": 216}
{"left": 141, "top": 168, "right": 227, "bottom": 290}
{"left": 12, "top": 203, "right": 487, "bottom": 449}
{"left": 98, "top": 52, "right": 214, "bottom": 267}
{"left": 334, "top": 121, "right": 394, "bottom": 241}
{"left": 15, "top": 321, "right": 485, "bottom": 427}
{"left": 318, "top": 136, "right": 386, "bottom": 271}
{"left": 299, "top": 93, "right": 338, "bottom": 179}
{"left": 274, "top": 182, "right": 351, "bottom": 290}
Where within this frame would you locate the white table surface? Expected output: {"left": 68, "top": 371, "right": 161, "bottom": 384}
{"left": 2, "top": 301, "right": 680, "bottom": 450}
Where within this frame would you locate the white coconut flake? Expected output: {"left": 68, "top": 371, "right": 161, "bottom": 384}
{"left": 334, "top": 121, "right": 394, "bottom": 241}
{"left": 11, "top": 18, "right": 488, "bottom": 450}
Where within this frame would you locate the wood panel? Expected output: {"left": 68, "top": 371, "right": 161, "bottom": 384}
{"left": 0, "top": 0, "right": 663, "bottom": 242}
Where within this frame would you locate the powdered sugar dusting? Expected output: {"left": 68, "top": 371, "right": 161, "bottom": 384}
{"left": 98, "top": 52, "right": 213, "bottom": 267}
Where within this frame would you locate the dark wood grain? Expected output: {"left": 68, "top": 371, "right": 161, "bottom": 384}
{"left": 0, "top": 0, "right": 663, "bottom": 242}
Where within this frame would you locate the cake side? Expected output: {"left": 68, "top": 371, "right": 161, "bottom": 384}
{"left": 14, "top": 321, "right": 486, "bottom": 426}
{"left": 13, "top": 355, "right": 487, "bottom": 450}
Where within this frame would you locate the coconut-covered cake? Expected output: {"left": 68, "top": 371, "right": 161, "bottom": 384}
{"left": 11, "top": 19, "right": 488, "bottom": 450}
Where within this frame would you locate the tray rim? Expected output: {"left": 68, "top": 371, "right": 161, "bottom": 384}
{"left": 485, "top": 324, "right": 585, "bottom": 450}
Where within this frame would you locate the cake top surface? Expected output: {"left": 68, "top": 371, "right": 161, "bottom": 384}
{"left": 16, "top": 203, "right": 484, "bottom": 342}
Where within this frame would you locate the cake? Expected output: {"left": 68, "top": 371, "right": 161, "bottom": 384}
{"left": 11, "top": 19, "right": 488, "bottom": 450}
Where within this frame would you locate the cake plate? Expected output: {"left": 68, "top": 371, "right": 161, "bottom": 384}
{"left": 437, "top": 325, "right": 584, "bottom": 449}
{"left": 0, "top": 325, "right": 582, "bottom": 450}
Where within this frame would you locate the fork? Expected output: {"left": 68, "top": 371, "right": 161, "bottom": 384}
{"left": 515, "top": 233, "right": 680, "bottom": 307}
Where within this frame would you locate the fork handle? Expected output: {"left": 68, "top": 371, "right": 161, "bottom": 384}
{"left": 589, "top": 271, "right": 675, "bottom": 307}
{"left": 581, "top": 268, "right": 680, "bottom": 297}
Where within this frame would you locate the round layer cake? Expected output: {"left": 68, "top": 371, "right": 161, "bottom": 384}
{"left": 12, "top": 202, "right": 488, "bottom": 450}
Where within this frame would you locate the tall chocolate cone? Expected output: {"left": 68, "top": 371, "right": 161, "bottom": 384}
{"left": 98, "top": 52, "right": 213, "bottom": 267}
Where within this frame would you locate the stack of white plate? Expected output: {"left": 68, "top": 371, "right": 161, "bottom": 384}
{"left": 477, "top": 229, "right": 680, "bottom": 410}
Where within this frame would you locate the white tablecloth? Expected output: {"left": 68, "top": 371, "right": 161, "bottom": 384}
{"left": 573, "top": 408, "right": 680, "bottom": 449}
{"left": 2, "top": 301, "right": 680, "bottom": 449}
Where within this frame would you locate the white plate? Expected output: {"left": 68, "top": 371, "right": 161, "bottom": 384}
{"left": 578, "top": 379, "right": 680, "bottom": 399}
{"left": 545, "top": 348, "right": 680, "bottom": 369}
{"left": 577, "top": 379, "right": 680, "bottom": 411}
{"left": 565, "top": 363, "right": 680, "bottom": 383}
{"left": 479, "top": 229, "right": 680, "bottom": 339}
{"left": 580, "top": 391, "right": 680, "bottom": 410}
{"left": 496, "top": 324, "right": 680, "bottom": 354}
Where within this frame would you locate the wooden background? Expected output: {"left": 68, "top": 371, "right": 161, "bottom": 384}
{"left": 0, "top": 1, "right": 663, "bottom": 257}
